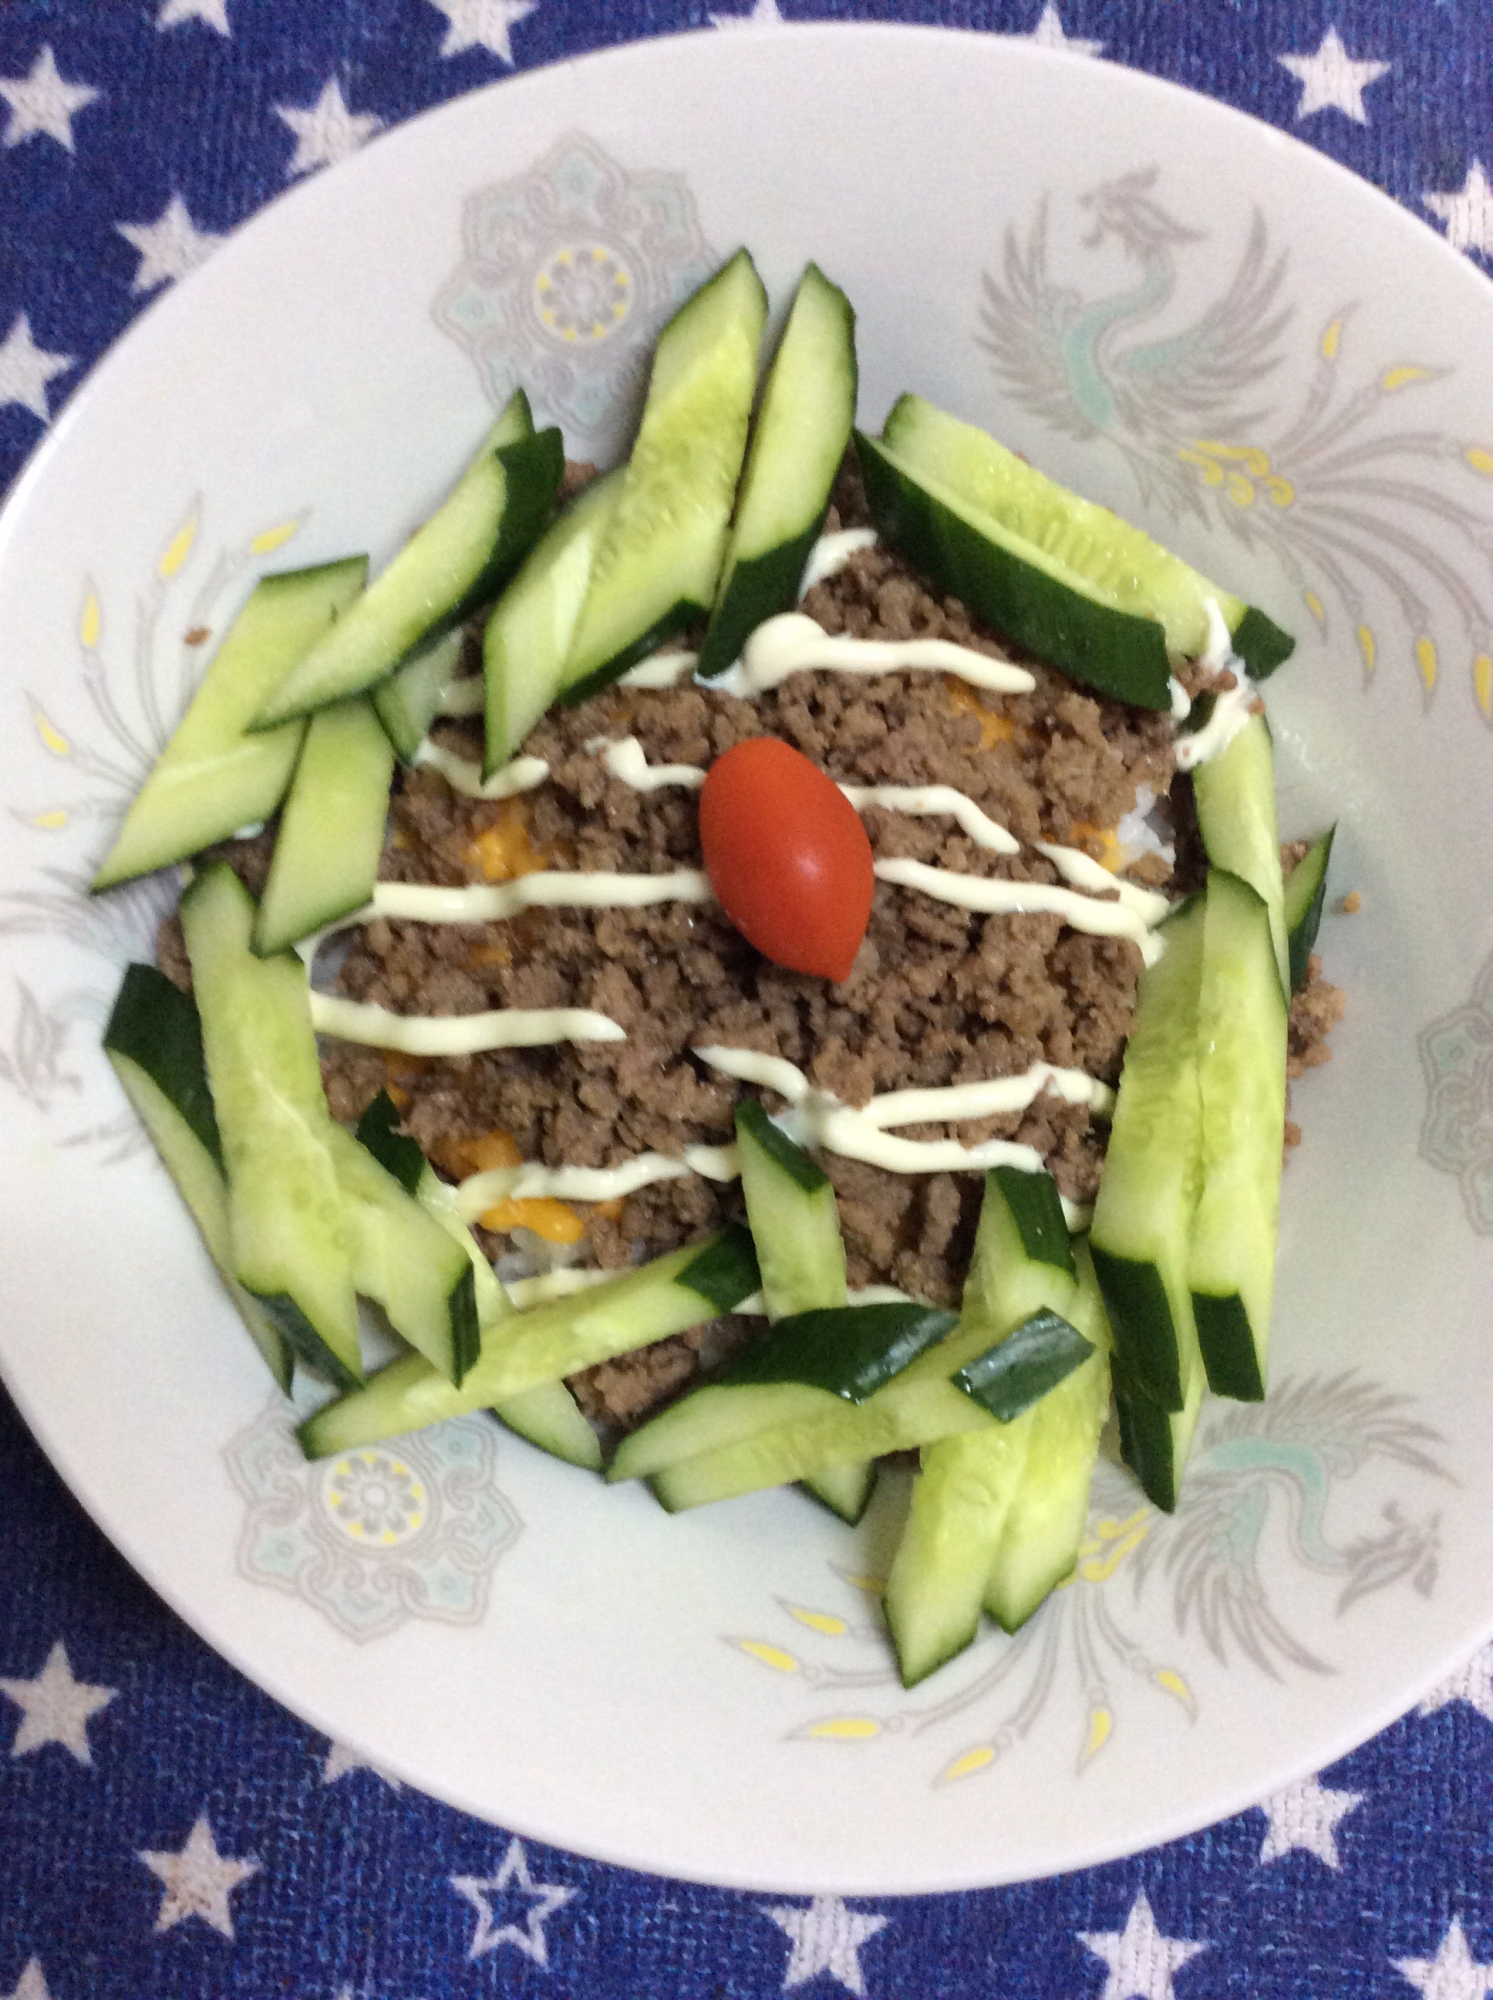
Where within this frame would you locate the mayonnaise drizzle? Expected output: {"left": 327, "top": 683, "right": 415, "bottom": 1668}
{"left": 618, "top": 649, "right": 697, "bottom": 689}
{"left": 587, "top": 735, "right": 705, "bottom": 792}
{"left": 694, "top": 1045, "right": 1112, "bottom": 1124}
{"left": 1173, "top": 672, "right": 1258, "bottom": 772}
{"left": 839, "top": 783, "right": 1020, "bottom": 855}
{"left": 454, "top": 1141, "right": 736, "bottom": 1222}
{"left": 873, "top": 857, "right": 1166, "bottom": 966}
{"left": 711, "top": 611, "right": 1037, "bottom": 700}
{"left": 370, "top": 870, "right": 712, "bottom": 924}
{"left": 1032, "top": 841, "right": 1172, "bottom": 924}
{"left": 412, "top": 742, "right": 550, "bottom": 800}
{"left": 797, "top": 527, "right": 878, "bottom": 596}
{"left": 309, "top": 992, "right": 625, "bottom": 1055}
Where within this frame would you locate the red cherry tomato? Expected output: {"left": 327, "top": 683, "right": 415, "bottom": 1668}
{"left": 699, "top": 736, "right": 874, "bottom": 983}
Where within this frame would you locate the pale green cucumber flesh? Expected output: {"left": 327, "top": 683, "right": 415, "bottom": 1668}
{"left": 373, "top": 626, "right": 467, "bottom": 763}
{"left": 492, "top": 1381, "right": 603, "bottom": 1470}
{"left": 1191, "top": 714, "right": 1290, "bottom": 994}
{"left": 1283, "top": 825, "right": 1335, "bottom": 990}
{"left": 181, "top": 864, "right": 362, "bottom": 1387}
{"left": 255, "top": 427, "right": 563, "bottom": 725}
{"left": 736, "top": 1098, "right": 845, "bottom": 1312}
{"left": 856, "top": 431, "right": 1173, "bottom": 710}
{"left": 483, "top": 469, "right": 624, "bottom": 767}
{"left": 484, "top": 386, "right": 535, "bottom": 448}
{"left": 105, "top": 1047, "right": 294, "bottom": 1393}
{"left": 1089, "top": 898, "right": 1207, "bottom": 1412}
{"left": 1189, "top": 868, "right": 1287, "bottom": 1402}
{"left": 803, "top": 1459, "right": 876, "bottom": 1523}
{"left": 697, "top": 262, "right": 857, "bottom": 677}
{"left": 561, "top": 250, "right": 767, "bottom": 693}
{"left": 880, "top": 392, "right": 1294, "bottom": 677}
{"left": 92, "top": 557, "right": 366, "bottom": 889}
{"left": 252, "top": 696, "right": 395, "bottom": 955}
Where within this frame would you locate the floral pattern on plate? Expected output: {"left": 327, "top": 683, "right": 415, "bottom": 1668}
{"left": 1419, "top": 950, "right": 1493, "bottom": 1230}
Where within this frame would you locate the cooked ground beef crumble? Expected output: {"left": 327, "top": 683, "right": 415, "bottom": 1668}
{"left": 158, "top": 477, "right": 1344, "bottom": 1435}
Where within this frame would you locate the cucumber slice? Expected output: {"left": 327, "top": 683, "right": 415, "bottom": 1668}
{"left": 1283, "top": 826, "right": 1335, "bottom": 991}
{"left": 801, "top": 1458, "right": 877, "bottom": 1524}
{"left": 983, "top": 1241, "right": 1112, "bottom": 1632}
{"left": 181, "top": 864, "right": 362, "bottom": 1387}
{"left": 103, "top": 964, "right": 293, "bottom": 1391}
{"left": 1113, "top": 1353, "right": 1205, "bottom": 1514}
{"left": 715, "top": 1303, "right": 957, "bottom": 1401}
{"left": 883, "top": 1166, "right": 1078, "bottom": 1683}
{"left": 92, "top": 557, "right": 367, "bottom": 890}
{"left": 878, "top": 393, "right": 1294, "bottom": 685}
{"left": 297, "top": 1227, "right": 760, "bottom": 1458}
{"left": 372, "top": 626, "right": 467, "bottom": 764}
{"left": 1191, "top": 714, "right": 1290, "bottom": 994}
{"left": 951, "top": 1307, "right": 1094, "bottom": 1422}
{"left": 1189, "top": 869, "right": 1288, "bottom": 1402}
{"left": 482, "top": 468, "right": 624, "bottom": 769}
{"left": 492, "top": 1380, "right": 605, "bottom": 1471}
{"left": 254, "top": 406, "right": 564, "bottom": 726}
{"left": 558, "top": 250, "right": 768, "bottom": 701}
{"left": 252, "top": 696, "right": 395, "bottom": 954}
{"left": 1089, "top": 897, "right": 1207, "bottom": 1413}
{"left": 696, "top": 262, "right": 857, "bottom": 678}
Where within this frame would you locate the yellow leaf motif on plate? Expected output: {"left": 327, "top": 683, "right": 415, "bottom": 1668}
{"left": 938, "top": 1745, "right": 996, "bottom": 1785}
{"left": 732, "top": 1639, "right": 799, "bottom": 1674}
{"left": 1467, "top": 447, "right": 1493, "bottom": 478}
{"left": 802, "top": 1717, "right": 880, "bottom": 1742}
{"left": 158, "top": 511, "right": 198, "bottom": 579}
{"left": 784, "top": 1606, "right": 849, "bottom": 1637}
{"left": 1475, "top": 654, "right": 1493, "bottom": 720}
{"left": 1080, "top": 1707, "right": 1113, "bottom": 1766}
{"left": 29, "top": 810, "right": 68, "bottom": 830}
{"left": 1305, "top": 591, "right": 1326, "bottom": 626}
{"left": 79, "top": 588, "right": 101, "bottom": 650}
{"left": 1264, "top": 474, "right": 1294, "bottom": 508}
{"left": 1077, "top": 1508, "right": 1151, "bottom": 1583}
{"left": 30, "top": 701, "right": 70, "bottom": 757}
{"left": 1320, "top": 316, "right": 1343, "bottom": 362}
{"left": 1416, "top": 636, "right": 1438, "bottom": 695}
{"left": 1358, "top": 625, "right": 1377, "bottom": 675}
{"left": 251, "top": 516, "right": 304, "bottom": 555}
{"left": 1153, "top": 1668, "right": 1196, "bottom": 1714}
{"left": 1177, "top": 446, "right": 1223, "bottom": 488}
{"left": 838, "top": 1572, "right": 885, "bottom": 1597}
{"left": 1226, "top": 472, "right": 1255, "bottom": 508}
{"left": 1381, "top": 364, "right": 1433, "bottom": 393}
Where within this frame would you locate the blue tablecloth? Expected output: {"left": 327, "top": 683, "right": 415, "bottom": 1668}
{"left": 4, "top": 4, "right": 1493, "bottom": 1994}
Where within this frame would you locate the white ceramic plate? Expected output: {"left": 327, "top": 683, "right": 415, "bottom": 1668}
{"left": 3, "top": 25, "right": 1493, "bottom": 1895}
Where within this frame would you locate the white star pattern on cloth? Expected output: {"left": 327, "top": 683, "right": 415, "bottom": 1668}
{"left": 1256, "top": 1773, "right": 1364, "bottom": 1868}
{"left": 3, "top": 1961, "right": 52, "bottom": 2000}
{"left": 450, "top": 1839, "right": 576, "bottom": 1965}
{"left": 1277, "top": 27, "right": 1390, "bottom": 124}
{"left": 0, "top": 46, "right": 99, "bottom": 151}
{"left": 711, "top": 0, "right": 787, "bottom": 26}
{"left": 117, "top": 194, "right": 222, "bottom": 293}
{"left": 1024, "top": 4, "right": 1105, "bottom": 56}
{"left": 139, "top": 1814, "right": 260, "bottom": 1938}
{"left": 428, "top": 0, "right": 534, "bottom": 63}
{"left": 0, "top": 1641, "right": 115, "bottom": 1763}
{"left": 1395, "top": 1919, "right": 1493, "bottom": 1999}
{"left": 0, "top": 316, "right": 72, "bottom": 422}
{"left": 1423, "top": 163, "right": 1493, "bottom": 257}
{"left": 322, "top": 1739, "right": 402, "bottom": 1788}
{"left": 1079, "top": 1893, "right": 1208, "bottom": 2000}
{"left": 765, "top": 1896, "right": 889, "bottom": 1995}
{"left": 156, "top": 0, "right": 230, "bottom": 31}
{"left": 276, "top": 78, "right": 382, "bottom": 179}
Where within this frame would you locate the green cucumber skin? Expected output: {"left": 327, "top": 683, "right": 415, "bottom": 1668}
{"left": 254, "top": 427, "right": 564, "bottom": 727}
{"left": 1113, "top": 1357, "right": 1205, "bottom": 1514}
{"left": 1192, "top": 714, "right": 1290, "bottom": 996}
{"left": 373, "top": 626, "right": 467, "bottom": 763}
{"left": 103, "top": 963, "right": 221, "bottom": 1165}
{"left": 735, "top": 1098, "right": 846, "bottom": 1319}
{"left": 105, "top": 1044, "right": 294, "bottom": 1394}
{"left": 560, "top": 250, "right": 768, "bottom": 693}
{"left": 1283, "top": 826, "right": 1335, "bottom": 990}
{"left": 715, "top": 1303, "right": 957, "bottom": 1403}
{"left": 736, "top": 1097, "right": 828, "bottom": 1195}
{"left": 555, "top": 600, "right": 702, "bottom": 708}
{"left": 855, "top": 432, "right": 1174, "bottom": 711}
{"left": 988, "top": 1163, "right": 1075, "bottom": 1278}
{"left": 952, "top": 1307, "right": 1094, "bottom": 1423}
{"left": 1088, "top": 898, "right": 1207, "bottom": 1413}
{"left": 696, "top": 530, "right": 819, "bottom": 679}
{"left": 1189, "top": 867, "right": 1288, "bottom": 1404}
{"left": 1231, "top": 604, "right": 1295, "bottom": 679}
{"left": 92, "top": 557, "right": 367, "bottom": 891}
{"left": 252, "top": 695, "right": 395, "bottom": 955}
{"left": 677, "top": 1223, "right": 762, "bottom": 1311}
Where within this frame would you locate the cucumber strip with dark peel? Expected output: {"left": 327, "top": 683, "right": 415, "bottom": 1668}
{"left": 952, "top": 1308, "right": 1094, "bottom": 1423}
{"left": 483, "top": 468, "right": 624, "bottom": 769}
{"left": 982, "top": 1243, "right": 1112, "bottom": 1631}
{"left": 1090, "top": 897, "right": 1207, "bottom": 1413}
{"left": 372, "top": 626, "right": 467, "bottom": 764}
{"left": 1192, "top": 713, "right": 1290, "bottom": 994}
{"left": 491, "top": 1381, "right": 604, "bottom": 1471}
{"left": 298, "top": 1229, "right": 758, "bottom": 1459}
{"left": 252, "top": 696, "right": 395, "bottom": 954}
{"left": 103, "top": 965, "right": 293, "bottom": 1391}
{"left": 987, "top": 1161, "right": 1076, "bottom": 1277}
{"left": 557, "top": 250, "right": 768, "bottom": 699}
{"left": 1283, "top": 826, "right": 1336, "bottom": 990}
{"left": 92, "top": 557, "right": 367, "bottom": 890}
{"left": 1189, "top": 868, "right": 1288, "bottom": 1403}
{"left": 697, "top": 262, "right": 857, "bottom": 677}
{"left": 677, "top": 1223, "right": 762, "bottom": 1310}
{"left": 1112, "top": 1353, "right": 1206, "bottom": 1514}
{"left": 253, "top": 406, "right": 564, "bottom": 726}
{"left": 878, "top": 393, "right": 1294, "bottom": 682}
{"left": 801, "top": 1458, "right": 877, "bottom": 1525}
{"left": 714, "top": 1303, "right": 957, "bottom": 1403}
